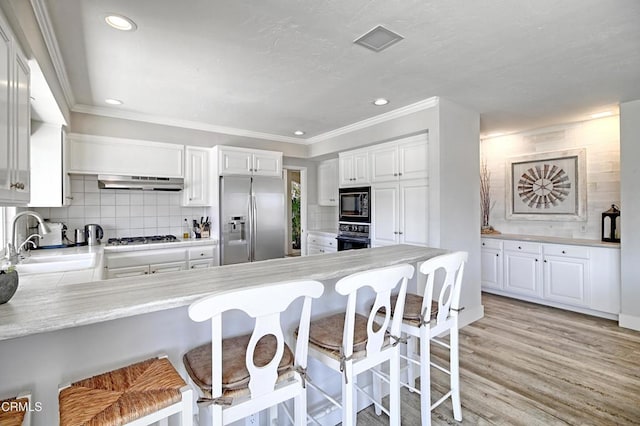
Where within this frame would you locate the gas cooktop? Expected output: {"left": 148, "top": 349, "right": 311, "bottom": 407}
{"left": 106, "top": 235, "right": 178, "bottom": 246}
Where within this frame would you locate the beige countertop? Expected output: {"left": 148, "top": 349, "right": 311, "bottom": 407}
{"left": 0, "top": 244, "right": 447, "bottom": 342}
{"left": 481, "top": 233, "right": 620, "bottom": 248}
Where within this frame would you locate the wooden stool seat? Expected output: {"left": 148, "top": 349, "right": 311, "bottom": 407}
{"left": 0, "top": 396, "right": 29, "bottom": 426}
{"left": 183, "top": 333, "right": 294, "bottom": 399}
{"left": 59, "top": 357, "right": 187, "bottom": 426}
{"left": 308, "top": 312, "right": 369, "bottom": 352}
{"left": 391, "top": 293, "right": 438, "bottom": 325}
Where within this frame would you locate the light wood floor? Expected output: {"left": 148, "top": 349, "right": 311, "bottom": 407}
{"left": 357, "top": 293, "right": 640, "bottom": 425}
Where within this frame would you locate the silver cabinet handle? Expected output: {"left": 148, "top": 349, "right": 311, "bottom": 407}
{"left": 398, "top": 172, "right": 403, "bottom": 176}
{"left": 399, "top": 231, "right": 403, "bottom": 235}
{"left": 393, "top": 173, "right": 398, "bottom": 177}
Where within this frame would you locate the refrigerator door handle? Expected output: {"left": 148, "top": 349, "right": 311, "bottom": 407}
{"left": 251, "top": 193, "right": 257, "bottom": 261}
{"left": 247, "top": 193, "right": 253, "bottom": 262}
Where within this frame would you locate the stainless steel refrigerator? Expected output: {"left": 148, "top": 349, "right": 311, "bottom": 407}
{"left": 220, "top": 175, "right": 285, "bottom": 265}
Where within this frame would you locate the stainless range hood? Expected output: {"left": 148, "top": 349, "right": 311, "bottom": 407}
{"left": 98, "top": 175, "right": 184, "bottom": 191}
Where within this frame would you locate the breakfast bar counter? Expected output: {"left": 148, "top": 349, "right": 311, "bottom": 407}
{"left": 0, "top": 245, "right": 447, "bottom": 425}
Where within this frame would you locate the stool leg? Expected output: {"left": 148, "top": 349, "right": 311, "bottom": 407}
{"left": 372, "top": 365, "right": 382, "bottom": 416}
{"left": 420, "top": 327, "right": 431, "bottom": 426}
{"left": 389, "top": 346, "right": 401, "bottom": 426}
{"left": 342, "top": 363, "right": 356, "bottom": 426}
{"left": 294, "top": 386, "right": 307, "bottom": 425}
{"left": 407, "top": 336, "right": 417, "bottom": 389}
{"left": 450, "top": 326, "right": 462, "bottom": 421}
{"left": 269, "top": 405, "right": 278, "bottom": 425}
{"left": 181, "top": 387, "right": 194, "bottom": 426}
{"left": 158, "top": 418, "right": 169, "bottom": 426}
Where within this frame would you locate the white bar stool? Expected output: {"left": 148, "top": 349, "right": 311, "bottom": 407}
{"left": 0, "top": 392, "right": 32, "bottom": 425}
{"left": 393, "top": 251, "right": 468, "bottom": 425}
{"left": 183, "top": 279, "right": 324, "bottom": 425}
{"left": 303, "top": 263, "right": 415, "bottom": 426}
{"left": 58, "top": 356, "right": 193, "bottom": 426}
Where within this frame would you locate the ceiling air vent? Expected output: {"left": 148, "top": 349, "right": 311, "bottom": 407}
{"left": 354, "top": 25, "right": 404, "bottom": 52}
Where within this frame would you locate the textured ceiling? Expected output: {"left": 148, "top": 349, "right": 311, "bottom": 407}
{"left": 41, "top": 0, "right": 640, "bottom": 140}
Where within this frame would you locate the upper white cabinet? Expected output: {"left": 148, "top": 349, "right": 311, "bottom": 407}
{"left": 339, "top": 149, "right": 369, "bottom": 187}
{"left": 317, "top": 158, "right": 338, "bottom": 206}
{"left": 183, "top": 146, "right": 210, "bottom": 206}
{"left": 371, "top": 179, "right": 429, "bottom": 247}
{"left": 370, "top": 135, "right": 428, "bottom": 183}
{"left": 29, "top": 123, "right": 71, "bottom": 207}
{"left": 217, "top": 146, "right": 282, "bottom": 177}
{"left": 67, "top": 134, "right": 184, "bottom": 177}
{"left": 0, "top": 12, "right": 31, "bottom": 205}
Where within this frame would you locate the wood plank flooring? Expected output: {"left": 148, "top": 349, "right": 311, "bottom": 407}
{"left": 357, "top": 293, "right": 640, "bottom": 425}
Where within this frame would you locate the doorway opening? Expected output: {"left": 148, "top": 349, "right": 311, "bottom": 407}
{"left": 283, "top": 167, "right": 307, "bottom": 257}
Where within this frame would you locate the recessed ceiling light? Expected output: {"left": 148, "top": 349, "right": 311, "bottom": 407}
{"left": 373, "top": 98, "right": 389, "bottom": 106}
{"left": 105, "top": 14, "right": 137, "bottom": 31}
{"left": 293, "top": 130, "right": 305, "bottom": 136}
{"left": 590, "top": 111, "right": 613, "bottom": 119}
{"left": 105, "top": 98, "right": 123, "bottom": 105}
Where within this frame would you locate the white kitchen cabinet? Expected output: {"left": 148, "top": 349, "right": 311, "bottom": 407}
{"left": 317, "top": 158, "right": 338, "bottom": 206}
{"left": 29, "top": 123, "right": 72, "bottom": 207}
{"left": 306, "top": 231, "right": 337, "bottom": 255}
{"left": 0, "top": 12, "right": 31, "bottom": 205}
{"left": 339, "top": 149, "right": 369, "bottom": 186}
{"left": 187, "top": 245, "right": 218, "bottom": 269}
{"left": 481, "top": 238, "right": 503, "bottom": 290}
{"left": 370, "top": 135, "right": 428, "bottom": 183}
{"left": 150, "top": 261, "right": 187, "bottom": 274}
{"left": 371, "top": 179, "right": 428, "bottom": 247}
{"left": 106, "top": 265, "right": 150, "bottom": 279}
{"left": 183, "top": 146, "right": 210, "bottom": 206}
{"left": 503, "top": 240, "right": 542, "bottom": 298}
{"left": 188, "top": 259, "right": 215, "bottom": 269}
{"left": 217, "top": 146, "right": 282, "bottom": 177}
{"left": 67, "top": 134, "right": 184, "bottom": 177}
{"left": 481, "top": 236, "right": 620, "bottom": 318}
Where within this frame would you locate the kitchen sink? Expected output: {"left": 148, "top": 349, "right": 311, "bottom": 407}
{"left": 14, "top": 252, "right": 97, "bottom": 274}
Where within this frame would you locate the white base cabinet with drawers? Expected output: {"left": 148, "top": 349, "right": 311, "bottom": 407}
{"left": 306, "top": 231, "right": 337, "bottom": 255}
{"left": 481, "top": 237, "right": 620, "bottom": 318}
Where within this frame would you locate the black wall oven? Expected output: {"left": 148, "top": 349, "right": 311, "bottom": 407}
{"left": 336, "top": 223, "right": 370, "bottom": 251}
{"left": 339, "top": 186, "right": 370, "bottom": 223}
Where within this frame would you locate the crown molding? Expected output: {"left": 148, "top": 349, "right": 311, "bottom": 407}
{"left": 71, "top": 104, "right": 308, "bottom": 145}
{"left": 30, "top": 0, "right": 75, "bottom": 109}
{"left": 306, "top": 97, "right": 439, "bottom": 144}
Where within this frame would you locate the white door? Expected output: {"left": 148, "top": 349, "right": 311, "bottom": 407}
{"left": 503, "top": 251, "right": 541, "bottom": 297}
{"left": 399, "top": 180, "right": 428, "bottom": 246}
{"left": 317, "top": 159, "right": 338, "bottom": 206}
{"left": 253, "top": 151, "right": 282, "bottom": 176}
{"left": 339, "top": 154, "right": 355, "bottom": 186}
{"left": 106, "top": 265, "right": 150, "bottom": 279}
{"left": 13, "top": 50, "right": 30, "bottom": 203}
{"left": 184, "top": 147, "right": 209, "bottom": 206}
{"left": 543, "top": 255, "right": 589, "bottom": 306}
{"left": 352, "top": 152, "right": 369, "bottom": 184}
{"left": 150, "top": 261, "right": 187, "bottom": 274}
{"left": 481, "top": 248, "right": 503, "bottom": 290}
{"left": 219, "top": 149, "right": 252, "bottom": 175}
{"left": 371, "top": 183, "right": 399, "bottom": 247}
{"left": 398, "top": 138, "right": 428, "bottom": 180}
{"left": 0, "top": 23, "right": 11, "bottom": 201}
{"left": 370, "top": 145, "right": 398, "bottom": 183}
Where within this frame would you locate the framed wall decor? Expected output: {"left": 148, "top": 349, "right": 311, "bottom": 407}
{"left": 506, "top": 148, "right": 587, "bottom": 221}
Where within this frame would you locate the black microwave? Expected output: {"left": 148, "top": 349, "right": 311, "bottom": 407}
{"left": 339, "top": 186, "right": 370, "bottom": 223}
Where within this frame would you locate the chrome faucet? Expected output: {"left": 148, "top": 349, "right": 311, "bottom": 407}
{"left": 5, "top": 211, "right": 51, "bottom": 264}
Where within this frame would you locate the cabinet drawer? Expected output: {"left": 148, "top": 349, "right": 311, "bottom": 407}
{"left": 503, "top": 240, "right": 541, "bottom": 254}
{"left": 188, "top": 246, "right": 216, "bottom": 259}
{"left": 307, "top": 234, "right": 336, "bottom": 248}
{"left": 543, "top": 244, "right": 589, "bottom": 259}
{"left": 481, "top": 238, "right": 502, "bottom": 250}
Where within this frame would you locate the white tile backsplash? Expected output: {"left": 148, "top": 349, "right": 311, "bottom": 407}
{"left": 307, "top": 204, "right": 338, "bottom": 231}
{"left": 33, "top": 175, "right": 209, "bottom": 240}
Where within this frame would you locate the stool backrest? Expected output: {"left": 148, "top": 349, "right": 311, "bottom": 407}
{"left": 188, "top": 280, "right": 324, "bottom": 399}
{"left": 336, "top": 263, "right": 415, "bottom": 358}
{"left": 419, "top": 251, "right": 468, "bottom": 326}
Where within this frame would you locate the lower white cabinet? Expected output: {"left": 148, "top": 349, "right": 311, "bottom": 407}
{"left": 106, "top": 265, "right": 151, "bottom": 279}
{"left": 306, "top": 232, "right": 336, "bottom": 255}
{"left": 481, "top": 237, "right": 620, "bottom": 317}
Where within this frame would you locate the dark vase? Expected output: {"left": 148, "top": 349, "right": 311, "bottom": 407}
{"left": 0, "top": 269, "right": 19, "bottom": 304}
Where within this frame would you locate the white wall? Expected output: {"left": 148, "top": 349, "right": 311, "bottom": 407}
{"left": 480, "top": 116, "right": 620, "bottom": 239}
{"left": 619, "top": 100, "right": 640, "bottom": 330}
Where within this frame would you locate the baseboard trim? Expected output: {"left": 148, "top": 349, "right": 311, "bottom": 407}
{"left": 619, "top": 313, "right": 640, "bottom": 331}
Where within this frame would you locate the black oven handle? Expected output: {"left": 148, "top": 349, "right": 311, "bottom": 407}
{"left": 336, "top": 236, "right": 371, "bottom": 244}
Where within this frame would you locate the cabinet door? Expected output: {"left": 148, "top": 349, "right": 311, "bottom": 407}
{"left": 398, "top": 138, "right": 428, "bottom": 180}
{"left": 370, "top": 145, "right": 398, "bottom": 183}
{"left": 188, "top": 259, "right": 214, "bottom": 270}
{"left": 371, "top": 183, "right": 399, "bottom": 246}
{"left": 503, "top": 251, "right": 541, "bottom": 297}
{"left": 481, "top": 248, "right": 503, "bottom": 290}
{"left": 339, "top": 154, "right": 355, "bottom": 186}
{"left": 253, "top": 151, "right": 282, "bottom": 176}
{"left": 106, "top": 265, "right": 150, "bottom": 279}
{"left": 150, "top": 261, "right": 187, "bottom": 274}
{"left": 543, "top": 255, "right": 589, "bottom": 306}
{"left": 352, "top": 152, "right": 369, "bottom": 184}
{"left": 0, "top": 22, "right": 11, "bottom": 201}
{"left": 183, "top": 147, "right": 210, "bottom": 206}
{"left": 307, "top": 244, "right": 323, "bottom": 255}
{"left": 317, "top": 159, "right": 338, "bottom": 206}
{"left": 12, "top": 50, "right": 30, "bottom": 203}
{"left": 219, "top": 148, "right": 252, "bottom": 175}
{"left": 399, "top": 180, "right": 428, "bottom": 246}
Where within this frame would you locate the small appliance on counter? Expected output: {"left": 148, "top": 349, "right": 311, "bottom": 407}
{"left": 85, "top": 224, "right": 104, "bottom": 246}
{"left": 36, "top": 222, "right": 67, "bottom": 248}
{"left": 74, "top": 228, "right": 86, "bottom": 245}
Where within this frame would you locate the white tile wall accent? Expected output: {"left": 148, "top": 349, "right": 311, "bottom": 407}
{"left": 481, "top": 116, "right": 620, "bottom": 240}
{"left": 307, "top": 204, "right": 338, "bottom": 231}
{"left": 33, "top": 175, "right": 209, "bottom": 240}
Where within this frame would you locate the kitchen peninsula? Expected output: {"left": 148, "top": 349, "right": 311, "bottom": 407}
{"left": 0, "top": 244, "right": 448, "bottom": 425}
